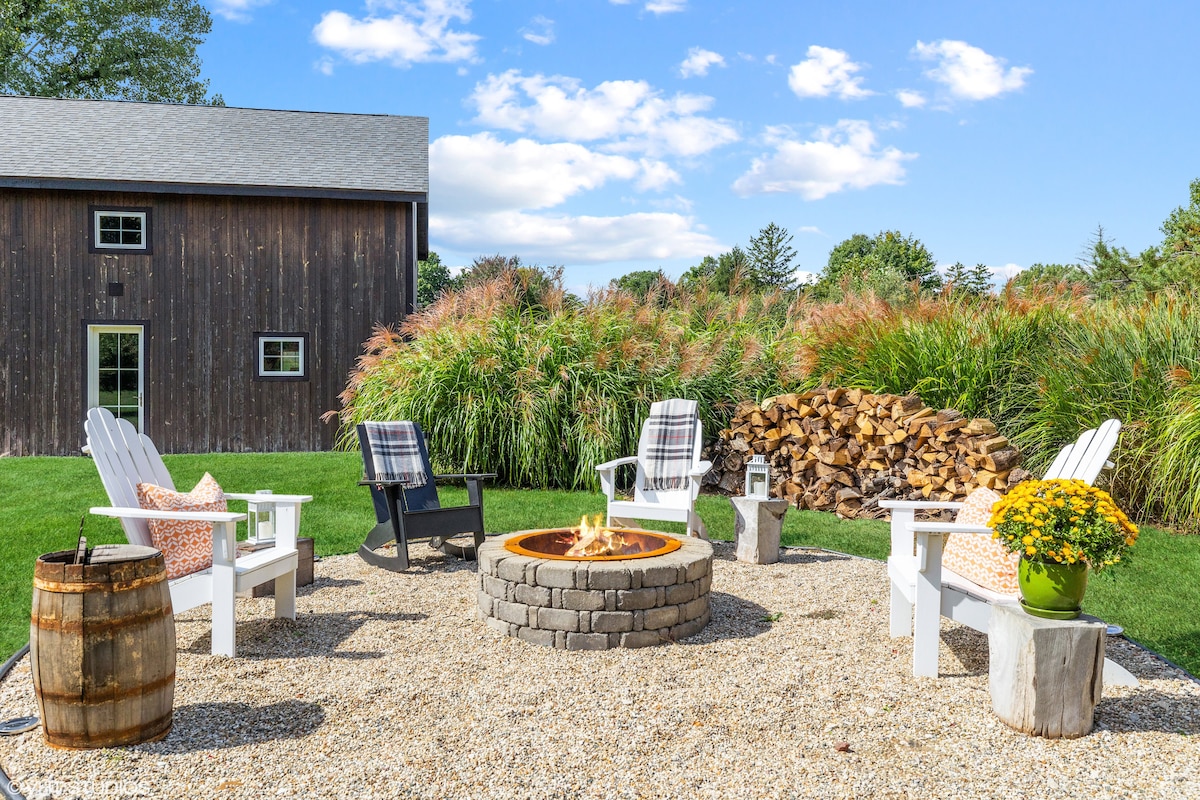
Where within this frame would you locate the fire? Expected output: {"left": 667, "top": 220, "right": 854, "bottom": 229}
{"left": 565, "top": 515, "right": 644, "bottom": 558}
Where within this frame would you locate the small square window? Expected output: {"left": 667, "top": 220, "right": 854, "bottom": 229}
{"left": 90, "top": 207, "right": 151, "bottom": 254}
{"left": 254, "top": 332, "right": 309, "bottom": 381}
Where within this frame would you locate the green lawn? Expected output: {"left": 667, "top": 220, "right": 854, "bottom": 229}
{"left": 1, "top": 452, "right": 1196, "bottom": 677}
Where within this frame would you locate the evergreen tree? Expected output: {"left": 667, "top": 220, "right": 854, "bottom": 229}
{"left": 747, "top": 222, "right": 798, "bottom": 290}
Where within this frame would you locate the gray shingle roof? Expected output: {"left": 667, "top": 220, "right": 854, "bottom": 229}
{"left": 0, "top": 96, "right": 427, "bottom": 199}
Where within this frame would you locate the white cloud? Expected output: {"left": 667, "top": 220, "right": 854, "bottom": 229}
{"left": 521, "top": 15, "right": 554, "bottom": 45}
{"left": 608, "top": 0, "right": 686, "bottom": 14}
{"left": 797, "top": 226, "right": 823, "bottom": 235}
{"left": 787, "top": 45, "right": 872, "bottom": 100}
{"left": 313, "top": 0, "right": 479, "bottom": 66}
{"left": 913, "top": 40, "right": 1032, "bottom": 101}
{"left": 645, "top": 0, "right": 686, "bottom": 13}
{"left": 469, "top": 70, "right": 739, "bottom": 157}
{"left": 794, "top": 270, "right": 819, "bottom": 285}
{"left": 649, "top": 194, "right": 695, "bottom": 213}
{"left": 896, "top": 89, "right": 926, "bottom": 108}
{"left": 430, "top": 133, "right": 677, "bottom": 215}
{"left": 679, "top": 47, "right": 725, "bottom": 78}
{"left": 731, "top": 120, "right": 916, "bottom": 200}
{"left": 431, "top": 210, "right": 718, "bottom": 263}
{"left": 315, "top": 56, "right": 335, "bottom": 75}
{"left": 210, "top": 0, "right": 270, "bottom": 22}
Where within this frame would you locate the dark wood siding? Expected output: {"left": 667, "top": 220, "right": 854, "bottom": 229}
{"left": 0, "top": 189, "right": 412, "bottom": 455}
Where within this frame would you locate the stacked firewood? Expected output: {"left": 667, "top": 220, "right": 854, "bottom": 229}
{"left": 704, "top": 388, "right": 1032, "bottom": 520}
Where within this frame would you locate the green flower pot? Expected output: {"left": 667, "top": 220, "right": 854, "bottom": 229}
{"left": 1017, "top": 557, "right": 1089, "bottom": 620}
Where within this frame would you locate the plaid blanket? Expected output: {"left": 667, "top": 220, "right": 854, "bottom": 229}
{"left": 642, "top": 399, "right": 698, "bottom": 492}
{"left": 363, "top": 421, "right": 428, "bottom": 488}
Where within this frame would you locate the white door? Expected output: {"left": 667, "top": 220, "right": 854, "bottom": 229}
{"left": 87, "top": 324, "right": 144, "bottom": 431}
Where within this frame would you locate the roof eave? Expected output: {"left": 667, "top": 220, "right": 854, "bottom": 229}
{"left": 0, "top": 176, "right": 428, "bottom": 204}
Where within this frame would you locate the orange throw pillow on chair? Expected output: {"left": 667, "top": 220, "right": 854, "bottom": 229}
{"left": 136, "top": 472, "right": 226, "bottom": 580}
{"left": 940, "top": 486, "right": 1019, "bottom": 596}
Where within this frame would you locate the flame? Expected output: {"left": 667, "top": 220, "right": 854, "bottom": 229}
{"left": 565, "top": 515, "right": 644, "bottom": 558}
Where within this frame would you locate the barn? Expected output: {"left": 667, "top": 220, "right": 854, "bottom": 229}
{"left": 0, "top": 96, "right": 428, "bottom": 456}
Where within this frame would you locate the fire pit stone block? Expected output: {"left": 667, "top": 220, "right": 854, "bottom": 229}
{"left": 477, "top": 531, "right": 714, "bottom": 650}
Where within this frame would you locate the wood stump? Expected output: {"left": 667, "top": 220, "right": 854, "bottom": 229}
{"left": 989, "top": 603, "right": 1105, "bottom": 738}
{"left": 730, "top": 497, "right": 788, "bottom": 565}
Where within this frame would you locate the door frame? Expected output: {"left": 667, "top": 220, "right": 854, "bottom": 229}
{"left": 82, "top": 320, "right": 148, "bottom": 433}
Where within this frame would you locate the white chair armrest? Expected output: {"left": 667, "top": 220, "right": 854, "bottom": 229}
{"left": 689, "top": 461, "right": 713, "bottom": 478}
{"left": 905, "top": 522, "right": 993, "bottom": 535}
{"left": 879, "top": 500, "right": 965, "bottom": 511}
{"left": 90, "top": 506, "right": 248, "bottom": 523}
{"left": 595, "top": 456, "right": 638, "bottom": 472}
{"left": 224, "top": 493, "right": 313, "bottom": 504}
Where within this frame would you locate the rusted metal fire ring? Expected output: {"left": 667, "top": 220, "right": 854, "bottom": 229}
{"left": 502, "top": 528, "right": 683, "bottom": 561}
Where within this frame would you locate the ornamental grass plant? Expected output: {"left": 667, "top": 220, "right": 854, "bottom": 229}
{"left": 989, "top": 478, "right": 1139, "bottom": 568}
{"left": 337, "top": 274, "right": 1200, "bottom": 529}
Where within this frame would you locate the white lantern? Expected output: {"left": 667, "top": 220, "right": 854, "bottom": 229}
{"left": 745, "top": 455, "right": 770, "bottom": 500}
{"left": 246, "top": 489, "right": 276, "bottom": 545}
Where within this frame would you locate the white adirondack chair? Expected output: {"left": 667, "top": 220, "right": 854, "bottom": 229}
{"left": 84, "top": 407, "right": 311, "bottom": 657}
{"left": 880, "top": 419, "right": 1137, "bottom": 684}
{"left": 596, "top": 406, "right": 712, "bottom": 539}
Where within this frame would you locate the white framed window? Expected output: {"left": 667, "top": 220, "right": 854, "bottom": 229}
{"left": 90, "top": 207, "right": 152, "bottom": 253}
{"left": 254, "top": 332, "right": 309, "bottom": 381}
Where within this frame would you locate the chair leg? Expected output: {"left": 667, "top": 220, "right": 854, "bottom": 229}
{"left": 889, "top": 577, "right": 913, "bottom": 638}
{"left": 211, "top": 521, "right": 238, "bottom": 657}
{"left": 358, "top": 521, "right": 410, "bottom": 572}
{"left": 274, "top": 571, "right": 297, "bottom": 620}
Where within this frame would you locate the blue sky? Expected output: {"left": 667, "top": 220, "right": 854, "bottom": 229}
{"left": 198, "top": 0, "right": 1200, "bottom": 291}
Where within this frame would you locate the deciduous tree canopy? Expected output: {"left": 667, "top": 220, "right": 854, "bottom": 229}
{"left": 0, "top": 0, "right": 221, "bottom": 103}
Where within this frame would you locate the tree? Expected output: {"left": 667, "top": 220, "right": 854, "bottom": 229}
{"left": 747, "top": 222, "right": 798, "bottom": 290}
{"left": 417, "top": 252, "right": 453, "bottom": 307}
{"left": 1006, "top": 263, "right": 1090, "bottom": 293}
{"left": 821, "top": 230, "right": 940, "bottom": 290}
{"left": 965, "top": 263, "right": 994, "bottom": 295}
{"left": 678, "top": 246, "right": 752, "bottom": 294}
{"left": 611, "top": 269, "right": 673, "bottom": 300}
{"left": 0, "top": 0, "right": 222, "bottom": 103}
{"left": 942, "top": 261, "right": 970, "bottom": 291}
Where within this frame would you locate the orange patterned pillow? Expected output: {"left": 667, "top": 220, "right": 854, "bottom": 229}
{"left": 136, "top": 473, "right": 226, "bottom": 580}
{"left": 941, "top": 486, "right": 1019, "bottom": 595}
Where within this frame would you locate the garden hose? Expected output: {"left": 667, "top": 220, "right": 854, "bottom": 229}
{"left": 0, "top": 643, "right": 31, "bottom": 800}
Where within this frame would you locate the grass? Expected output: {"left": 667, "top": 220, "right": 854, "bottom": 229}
{"left": 1, "top": 453, "right": 1196, "bottom": 677}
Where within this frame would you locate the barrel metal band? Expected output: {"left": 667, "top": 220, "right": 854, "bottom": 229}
{"left": 31, "top": 603, "right": 173, "bottom": 635}
{"left": 33, "top": 571, "right": 167, "bottom": 593}
{"left": 34, "top": 671, "right": 176, "bottom": 704}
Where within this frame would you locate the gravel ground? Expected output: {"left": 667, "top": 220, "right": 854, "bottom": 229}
{"left": 1, "top": 542, "right": 1198, "bottom": 800}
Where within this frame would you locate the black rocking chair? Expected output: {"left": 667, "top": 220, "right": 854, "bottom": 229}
{"left": 356, "top": 422, "right": 495, "bottom": 572}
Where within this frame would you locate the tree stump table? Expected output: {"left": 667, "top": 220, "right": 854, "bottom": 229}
{"left": 989, "top": 603, "right": 1105, "bottom": 739}
{"left": 730, "top": 497, "right": 788, "bottom": 565}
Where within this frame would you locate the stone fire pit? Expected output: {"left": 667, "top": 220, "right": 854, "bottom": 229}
{"left": 476, "top": 530, "right": 713, "bottom": 651}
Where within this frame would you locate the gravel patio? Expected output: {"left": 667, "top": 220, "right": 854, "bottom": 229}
{"left": 1, "top": 542, "right": 1198, "bottom": 800}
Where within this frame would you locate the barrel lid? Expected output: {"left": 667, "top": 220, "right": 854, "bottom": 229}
{"left": 89, "top": 544, "right": 161, "bottom": 563}
{"left": 38, "top": 544, "right": 161, "bottom": 566}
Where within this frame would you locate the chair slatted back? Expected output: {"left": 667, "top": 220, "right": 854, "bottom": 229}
{"left": 1042, "top": 419, "right": 1121, "bottom": 484}
{"left": 85, "top": 407, "right": 175, "bottom": 547}
{"left": 357, "top": 422, "right": 440, "bottom": 524}
{"left": 632, "top": 416, "right": 704, "bottom": 509}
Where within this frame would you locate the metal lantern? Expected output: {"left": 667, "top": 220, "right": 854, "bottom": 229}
{"left": 246, "top": 489, "right": 276, "bottom": 545}
{"left": 745, "top": 455, "right": 770, "bottom": 500}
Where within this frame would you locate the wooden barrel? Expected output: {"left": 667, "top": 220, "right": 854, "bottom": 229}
{"left": 31, "top": 544, "right": 176, "bottom": 749}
